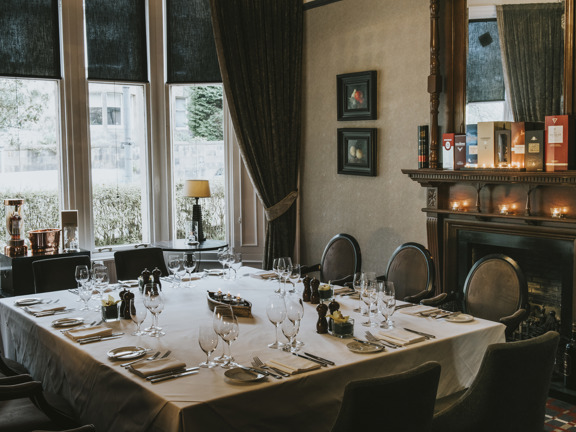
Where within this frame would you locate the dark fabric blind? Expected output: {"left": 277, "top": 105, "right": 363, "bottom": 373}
{"left": 0, "top": 0, "right": 61, "bottom": 78}
{"left": 467, "top": 19, "right": 505, "bottom": 103}
{"left": 85, "top": 0, "right": 148, "bottom": 82}
{"left": 166, "top": 0, "right": 221, "bottom": 83}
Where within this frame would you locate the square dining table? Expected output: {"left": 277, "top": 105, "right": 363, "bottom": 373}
{"left": 0, "top": 266, "right": 505, "bottom": 432}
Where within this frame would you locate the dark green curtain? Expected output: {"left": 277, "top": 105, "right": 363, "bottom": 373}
{"left": 497, "top": 4, "right": 564, "bottom": 122}
{"left": 210, "top": 0, "right": 303, "bottom": 269}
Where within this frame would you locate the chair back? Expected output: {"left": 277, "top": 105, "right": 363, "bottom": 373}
{"left": 320, "top": 233, "right": 361, "bottom": 283}
{"left": 32, "top": 255, "right": 92, "bottom": 293}
{"left": 332, "top": 361, "right": 441, "bottom": 432}
{"left": 114, "top": 247, "right": 169, "bottom": 281}
{"left": 463, "top": 254, "right": 527, "bottom": 323}
{"left": 385, "top": 242, "right": 435, "bottom": 301}
{"left": 432, "top": 331, "right": 560, "bottom": 432}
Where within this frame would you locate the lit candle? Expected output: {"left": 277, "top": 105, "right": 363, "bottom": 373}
{"left": 499, "top": 204, "right": 509, "bottom": 215}
{"left": 551, "top": 208, "right": 561, "bottom": 218}
{"left": 451, "top": 201, "right": 460, "bottom": 211}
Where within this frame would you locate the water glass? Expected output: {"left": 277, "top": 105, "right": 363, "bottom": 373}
{"left": 167, "top": 254, "right": 182, "bottom": 286}
{"left": 266, "top": 294, "right": 286, "bottom": 349}
{"left": 130, "top": 297, "right": 147, "bottom": 336}
{"left": 381, "top": 281, "right": 396, "bottom": 329}
{"left": 198, "top": 323, "right": 219, "bottom": 368}
{"left": 212, "top": 305, "right": 236, "bottom": 367}
{"left": 143, "top": 291, "right": 165, "bottom": 337}
{"left": 183, "top": 253, "right": 197, "bottom": 287}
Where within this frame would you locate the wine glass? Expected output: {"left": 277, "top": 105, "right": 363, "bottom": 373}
{"left": 78, "top": 283, "right": 92, "bottom": 311}
{"left": 361, "top": 281, "right": 378, "bottom": 327}
{"left": 274, "top": 258, "right": 286, "bottom": 294}
{"left": 288, "top": 263, "right": 301, "bottom": 295}
{"left": 167, "top": 254, "right": 182, "bottom": 286}
{"left": 143, "top": 291, "right": 165, "bottom": 337}
{"left": 281, "top": 319, "right": 299, "bottom": 352}
{"left": 383, "top": 282, "right": 397, "bottom": 328}
{"left": 198, "top": 323, "right": 219, "bottom": 368}
{"left": 230, "top": 252, "right": 242, "bottom": 280}
{"left": 352, "top": 272, "right": 363, "bottom": 313}
{"left": 183, "top": 252, "right": 197, "bottom": 287}
{"left": 212, "top": 305, "right": 234, "bottom": 365}
{"left": 217, "top": 248, "right": 228, "bottom": 278}
{"left": 266, "top": 294, "right": 286, "bottom": 349}
{"left": 282, "top": 257, "right": 293, "bottom": 292}
{"left": 225, "top": 251, "right": 235, "bottom": 280}
{"left": 219, "top": 314, "right": 239, "bottom": 368}
{"left": 285, "top": 294, "right": 304, "bottom": 350}
{"left": 130, "top": 297, "right": 147, "bottom": 336}
{"left": 75, "top": 264, "right": 89, "bottom": 289}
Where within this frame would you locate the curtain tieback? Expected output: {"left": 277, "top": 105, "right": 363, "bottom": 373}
{"left": 264, "top": 191, "right": 298, "bottom": 222}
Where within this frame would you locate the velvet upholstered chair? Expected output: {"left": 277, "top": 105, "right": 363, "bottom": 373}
{"left": 32, "top": 255, "right": 92, "bottom": 293}
{"left": 114, "top": 247, "right": 169, "bottom": 281}
{"left": 301, "top": 233, "right": 362, "bottom": 285}
{"left": 331, "top": 361, "right": 441, "bottom": 432}
{"left": 431, "top": 331, "right": 559, "bottom": 432}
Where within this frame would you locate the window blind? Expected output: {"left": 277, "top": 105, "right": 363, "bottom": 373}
{"left": 85, "top": 0, "right": 148, "bottom": 82}
{"left": 166, "top": 0, "right": 222, "bottom": 83}
{"left": 0, "top": 0, "right": 61, "bottom": 78}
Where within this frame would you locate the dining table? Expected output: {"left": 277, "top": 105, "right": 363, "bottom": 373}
{"left": 0, "top": 267, "right": 505, "bottom": 432}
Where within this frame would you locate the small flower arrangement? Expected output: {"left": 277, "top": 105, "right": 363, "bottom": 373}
{"left": 101, "top": 295, "right": 120, "bottom": 307}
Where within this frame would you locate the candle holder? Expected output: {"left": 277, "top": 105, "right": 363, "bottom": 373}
{"left": 4, "top": 199, "right": 27, "bottom": 257}
{"left": 551, "top": 207, "right": 567, "bottom": 219}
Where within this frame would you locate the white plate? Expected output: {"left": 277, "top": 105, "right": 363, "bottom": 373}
{"left": 52, "top": 317, "right": 84, "bottom": 328}
{"left": 15, "top": 298, "right": 43, "bottom": 306}
{"left": 445, "top": 314, "right": 474, "bottom": 323}
{"left": 346, "top": 341, "right": 384, "bottom": 354}
{"left": 224, "top": 367, "right": 266, "bottom": 382}
{"left": 206, "top": 269, "right": 224, "bottom": 276}
{"left": 107, "top": 346, "right": 147, "bottom": 360}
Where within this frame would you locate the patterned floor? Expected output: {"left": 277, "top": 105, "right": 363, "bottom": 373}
{"left": 546, "top": 398, "right": 576, "bottom": 431}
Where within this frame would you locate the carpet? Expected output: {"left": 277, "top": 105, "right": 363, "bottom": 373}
{"left": 546, "top": 397, "right": 576, "bottom": 431}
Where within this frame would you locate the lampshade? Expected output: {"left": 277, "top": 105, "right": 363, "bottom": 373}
{"left": 184, "top": 180, "right": 211, "bottom": 198}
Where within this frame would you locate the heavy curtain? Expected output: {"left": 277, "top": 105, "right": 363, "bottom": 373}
{"left": 210, "top": 0, "right": 303, "bottom": 269}
{"left": 497, "top": 4, "right": 564, "bottom": 122}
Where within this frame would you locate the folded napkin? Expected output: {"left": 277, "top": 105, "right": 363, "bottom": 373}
{"left": 266, "top": 356, "right": 321, "bottom": 375}
{"left": 181, "top": 274, "right": 203, "bottom": 281}
{"left": 129, "top": 357, "right": 187, "bottom": 378}
{"left": 118, "top": 280, "right": 139, "bottom": 288}
{"left": 376, "top": 329, "right": 426, "bottom": 346}
{"left": 65, "top": 325, "right": 113, "bottom": 342}
{"left": 24, "top": 305, "right": 66, "bottom": 316}
{"left": 334, "top": 286, "right": 354, "bottom": 295}
{"left": 399, "top": 305, "right": 439, "bottom": 316}
{"left": 250, "top": 272, "right": 277, "bottom": 280}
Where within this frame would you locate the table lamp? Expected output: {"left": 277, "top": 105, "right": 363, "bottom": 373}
{"left": 184, "top": 180, "right": 211, "bottom": 242}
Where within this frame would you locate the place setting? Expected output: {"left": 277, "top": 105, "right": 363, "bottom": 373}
{"left": 63, "top": 324, "right": 123, "bottom": 344}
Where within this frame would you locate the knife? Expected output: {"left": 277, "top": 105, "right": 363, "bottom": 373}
{"left": 145, "top": 367, "right": 199, "bottom": 381}
{"left": 150, "top": 369, "right": 199, "bottom": 383}
{"left": 354, "top": 338, "right": 387, "bottom": 349}
{"left": 403, "top": 328, "right": 436, "bottom": 339}
{"left": 395, "top": 303, "right": 417, "bottom": 310}
{"left": 247, "top": 366, "right": 282, "bottom": 379}
{"left": 303, "top": 352, "right": 336, "bottom": 366}
{"left": 78, "top": 333, "right": 124, "bottom": 344}
{"left": 292, "top": 352, "right": 328, "bottom": 366}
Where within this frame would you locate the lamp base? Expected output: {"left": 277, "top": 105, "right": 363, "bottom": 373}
{"left": 192, "top": 203, "right": 206, "bottom": 242}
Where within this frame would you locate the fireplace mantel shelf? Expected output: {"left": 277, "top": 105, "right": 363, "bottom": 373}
{"left": 402, "top": 168, "right": 576, "bottom": 186}
{"left": 422, "top": 208, "right": 575, "bottom": 224}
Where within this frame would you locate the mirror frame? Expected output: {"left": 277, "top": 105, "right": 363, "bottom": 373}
{"left": 430, "top": 0, "right": 576, "bottom": 164}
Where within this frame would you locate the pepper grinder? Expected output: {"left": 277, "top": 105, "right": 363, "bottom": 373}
{"left": 302, "top": 276, "right": 312, "bottom": 302}
{"left": 310, "top": 278, "right": 320, "bottom": 304}
{"left": 316, "top": 303, "right": 328, "bottom": 334}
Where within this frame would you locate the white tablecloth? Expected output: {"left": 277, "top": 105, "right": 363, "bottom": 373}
{"left": 0, "top": 267, "right": 505, "bottom": 432}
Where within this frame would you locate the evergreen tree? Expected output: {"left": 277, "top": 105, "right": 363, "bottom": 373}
{"left": 186, "top": 85, "right": 223, "bottom": 141}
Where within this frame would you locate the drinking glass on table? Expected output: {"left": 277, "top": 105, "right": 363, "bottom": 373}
{"left": 361, "top": 281, "right": 378, "bottom": 327}
{"left": 167, "top": 254, "right": 182, "bottom": 286}
{"left": 285, "top": 294, "right": 304, "bottom": 351}
{"left": 212, "top": 305, "right": 234, "bottom": 366}
{"left": 382, "top": 281, "right": 396, "bottom": 329}
{"left": 281, "top": 319, "right": 299, "bottom": 353}
{"left": 230, "top": 252, "right": 242, "bottom": 280}
{"left": 78, "top": 283, "right": 92, "bottom": 311}
{"left": 143, "top": 290, "right": 165, "bottom": 337}
{"left": 289, "top": 264, "right": 302, "bottom": 295}
{"left": 283, "top": 257, "right": 293, "bottom": 292}
{"left": 352, "top": 272, "right": 363, "bottom": 313}
{"left": 273, "top": 258, "right": 286, "bottom": 294}
{"left": 75, "top": 265, "right": 89, "bottom": 289}
{"left": 198, "top": 323, "right": 219, "bottom": 368}
{"left": 219, "top": 314, "right": 239, "bottom": 368}
{"left": 183, "top": 252, "right": 197, "bottom": 287}
{"left": 129, "top": 297, "right": 147, "bottom": 336}
{"left": 266, "top": 294, "right": 287, "bottom": 349}
{"left": 217, "top": 248, "right": 228, "bottom": 278}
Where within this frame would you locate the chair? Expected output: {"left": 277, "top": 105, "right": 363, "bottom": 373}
{"left": 32, "top": 255, "right": 92, "bottom": 293}
{"left": 331, "top": 361, "right": 441, "bottom": 432}
{"left": 383, "top": 242, "right": 444, "bottom": 304}
{"left": 0, "top": 374, "right": 82, "bottom": 432}
{"left": 461, "top": 253, "right": 529, "bottom": 339}
{"left": 114, "top": 247, "right": 169, "bottom": 281}
{"left": 431, "top": 331, "right": 560, "bottom": 432}
{"left": 301, "top": 233, "right": 361, "bottom": 285}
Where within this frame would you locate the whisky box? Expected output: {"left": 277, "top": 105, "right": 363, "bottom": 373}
{"left": 525, "top": 130, "right": 545, "bottom": 172}
{"left": 511, "top": 122, "right": 544, "bottom": 168}
{"left": 442, "top": 133, "right": 455, "bottom": 170}
{"left": 418, "top": 125, "right": 429, "bottom": 169}
{"left": 454, "top": 134, "right": 467, "bottom": 170}
{"left": 477, "top": 121, "right": 509, "bottom": 167}
{"left": 466, "top": 124, "right": 478, "bottom": 166}
{"left": 545, "top": 115, "right": 576, "bottom": 172}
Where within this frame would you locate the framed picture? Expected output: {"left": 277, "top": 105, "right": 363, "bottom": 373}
{"left": 337, "top": 128, "right": 377, "bottom": 176}
{"left": 337, "top": 70, "right": 377, "bottom": 121}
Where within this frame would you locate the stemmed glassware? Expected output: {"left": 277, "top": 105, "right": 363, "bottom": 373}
{"left": 212, "top": 305, "right": 238, "bottom": 367}
{"left": 198, "top": 323, "right": 219, "bottom": 368}
{"left": 266, "top": 294, "right": 286, "bottom": 349}
{"left": 183, "top": 252, "right": 197, "bottom": 287}
{"left": 288, "top": 264, "right": 301, "bottom": 295}
{"left": 75, "top": 264, "right": 89, "bottom": 289}
{"left": 143, "top": 289, "right": 165, "bottom": 337}
{"left": 78, "top": 282, "right": 92, "bottom": 311}
{"left": 382, "top": 282, "right": 396, "bottom": 329}
{"left": 217, "top": 248, "right": 228, "bottom": 278}
{"left": 361, "top": 280, "right": 378, "bottom": 327}
{"left": 282, "top": 257, "right": 293, "bottom": 292}
{"left": 283, "top": 295, "right": 304, "bottom": 351}
{"left": 167, "top": 254, "right": 182, "bottom": 286}
{"left": 230, "top": 252, "right": 242, "bottom": 279}
{"left": 272, "top": 258, "right": 286, "bottom": 294}
{"left": 352, "top": 272, "right": 363, "bottom": 313}
{"left": 129, "top": 297, "right": 147, "bottom": 336}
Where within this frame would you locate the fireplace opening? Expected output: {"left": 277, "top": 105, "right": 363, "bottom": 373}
{"left": 457, "top": 230, "right": 574, "bottom": 339}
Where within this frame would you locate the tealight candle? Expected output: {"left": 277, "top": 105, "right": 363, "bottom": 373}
{"left": 499, "top": 204, "right": 509, "bottom": 215}
{"left": 551, "top": 207, "right": 566, "bottom": 218}
{"left": 451, "top": 201, "right": 461, "bottom": 211}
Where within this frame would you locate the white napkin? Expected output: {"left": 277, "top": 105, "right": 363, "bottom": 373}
{"left": 24, "top": 305, "right": 66, "bottom": 316}
{"left": 181, "top": 274, "right": 203, "bottom": 281}
{"left": 118, "top": 280, "right": 139, "bottom": 288}
{"left": 266, "top": 356, "right": 321, "bottom": 375}
{"left": 250, "top": 271, "right": 277, "bottom": 280}
{"left": 129, "top": 357, "right": 187, "bottom": 378}
{"left": 64, "top": 325, "right": 113, "bottom": 342}
{"left": 399, "top": 305, "right": 439, "bottom": 316}
{"left": 376, "top": 329, "right": 426, "bottom": 346}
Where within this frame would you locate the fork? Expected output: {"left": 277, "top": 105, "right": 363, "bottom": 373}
{"left": 252, "top": 356, "right": 290, "bottom": 377}
{"left": 122, "top": 350, "right": 161, "bottom": 367}
{"left": 250, "top": 360, "right": 282, "bottom": 379}
{"left": 365, "top": 331, "right": 400, "bottom": 349}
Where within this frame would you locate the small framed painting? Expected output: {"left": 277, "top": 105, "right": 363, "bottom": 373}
{"left": 337, "top": 70, "right": 377, "bottom": 121}
{"left": 337, "top": 128, "right": 377, "bottom": 176}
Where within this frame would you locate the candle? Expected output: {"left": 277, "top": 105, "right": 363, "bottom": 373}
{"left": 551, "top": 208, "right": 561, "bottom": 218}
{"left": 451, "top": 201, "right": 461, "bottom": 211}
{"left": 499, "top": 204, "right": 509, "bottom": 215}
